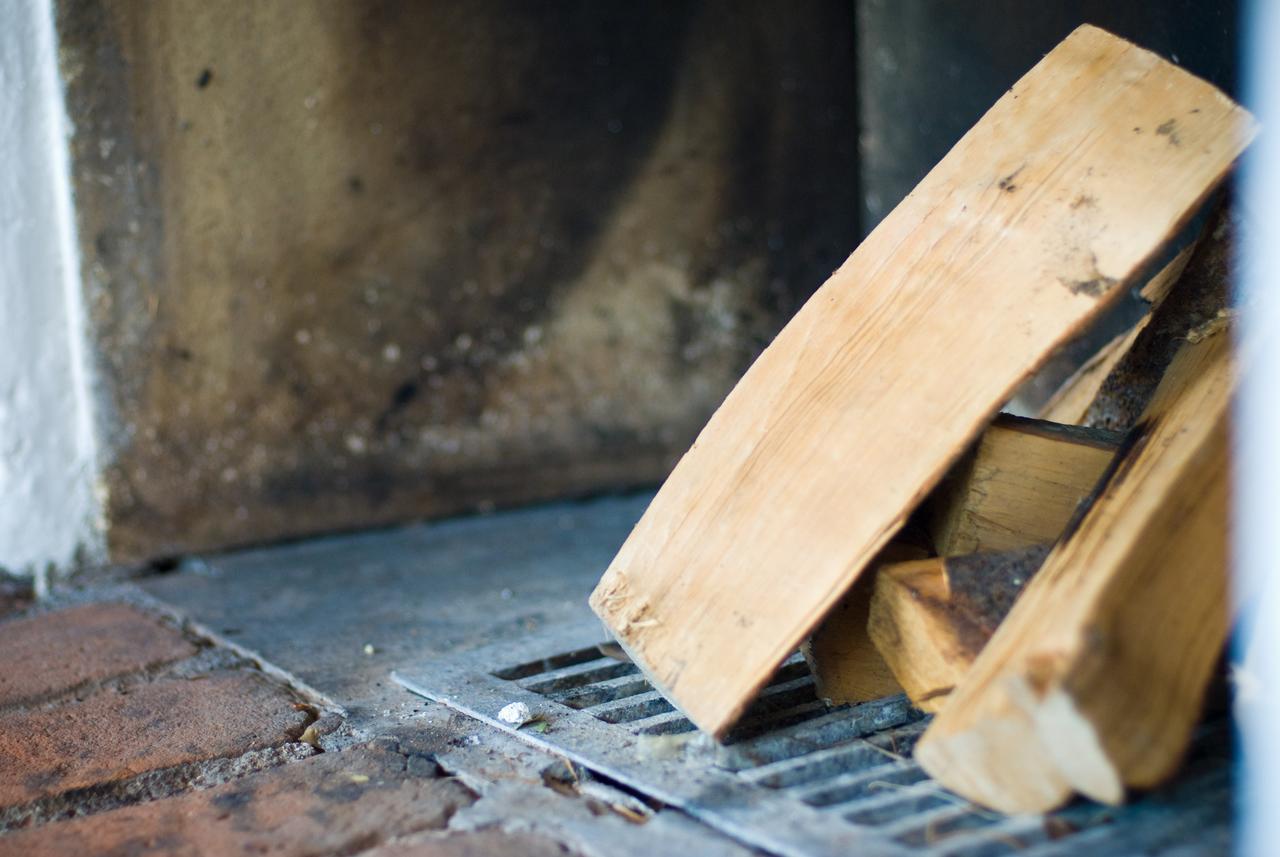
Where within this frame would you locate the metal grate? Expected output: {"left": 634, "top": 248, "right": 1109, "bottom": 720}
{"left": 395, "top": 620, "right": 1232, "bottom": 857}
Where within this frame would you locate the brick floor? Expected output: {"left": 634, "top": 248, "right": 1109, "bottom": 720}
{"left": 0, "top": 604, "right": 196, "bottom": 707}
{"left": 0, "top": 669, "right": 309, "bottom": 807}
{"left": 0, "top": 741, "right": 476, "bottom": 857}
{"left": 0, "top": 601, "right": 583, "bottom": 857}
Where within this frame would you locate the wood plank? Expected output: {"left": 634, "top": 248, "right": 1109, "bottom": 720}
{"left": 1038, "top": 246, "right": 1193, "bottom": 424}
{"left": 589, "top": 25, "right": 1254, "bottom": 737}
{"left": 867, "top": 546, "right": 1048, "bottom": 712}
{"left": 927, "top": 415, "right": 1119, "bottom": 556}
{"left": 916, "top": 313, "right": 1236, "bottom": 812}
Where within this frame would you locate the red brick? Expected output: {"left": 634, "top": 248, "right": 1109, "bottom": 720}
{"left": 0, "top": 604, "right": 196, "bottom": 706}
{"left": 0, "top": 741, "right": 475, "bottom": 857}
{"left": 0, "top": 670, "right": 308, "bottom": 807}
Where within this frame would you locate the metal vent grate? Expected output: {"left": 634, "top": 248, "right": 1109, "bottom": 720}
{"left": 497, "top": 647, "right": 845, "bottom": 739}
{"left": 395, "top": 621, "right": 1231, "bottom": 857}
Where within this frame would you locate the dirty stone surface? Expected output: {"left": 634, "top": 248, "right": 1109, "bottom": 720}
{"left": 1, "top": 495, "right": 757, "bottom": 855}
{"left": 56, "top": 1, "right": 859, "bottom": 564}
{"left": 139, "top": 493, "right": 654, "bottom": 719}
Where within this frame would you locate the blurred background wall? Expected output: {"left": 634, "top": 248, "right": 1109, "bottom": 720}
{"left": 54, "top": 0, "right": 859, "bottom": 562}
{"left": 0, "top": 0, "right": 1240, "bottom": 573}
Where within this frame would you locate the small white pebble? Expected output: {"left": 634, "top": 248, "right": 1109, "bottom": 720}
{"left": 497, "top": 702, "right": 533, "bottom": 726}
{"left": 363, "top": 643, "right": 376, "bottom": 656}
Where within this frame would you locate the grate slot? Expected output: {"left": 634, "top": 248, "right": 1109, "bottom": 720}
{"left": 883, "top": 803, "right": 993, "bottom": 845}
{"left": 713, "top": 695, "right": 919, "bottom": 771}
{"left": 588, "top": 689, "right": 675, "bottom": 724}
{"left": 794, "top": 761, "right": 930, "bottom": 808}
{"left": 840, "top": 781, "right": 956, "bottom": 824}
{"left": 551, "top": 673, "right": 653, "bottom": 709}
{"left": 517, "top": 657, "right": 637, "bottom": 694}
{"left": 731, "top": 676, "right": 821, "bottom": 720}
{"left": 491, "top": 645, "right": 606, "bottom": 680}
{"left": 630, "top": 709, "right": 698, "bottom": 735}
{"left": 767, "top": 656, "right": 813, "bottom": 684}
{"left": 728, "top": 699, "right": 835, "bottom": 742}
{"left": 739, "top": 740, "right": 890, "bottom": 789}
{"left": 927, "top": 816, "right": 1067, "bottom": 857}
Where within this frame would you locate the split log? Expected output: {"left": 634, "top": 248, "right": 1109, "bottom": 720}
{"left": 927, "top": 416, "right": 1120, "bottom": 556}
{"left": 589, "top": 25, "right": 1253, "bottom": 737}
{"left": 866, "top": 546, "right": 1049, "bottom": 712}
{"left": 916, "top": 309, "right": 1238, "bottom": 813}
{"left": 812, "top": 410, "right": 1114, "bottom": 707}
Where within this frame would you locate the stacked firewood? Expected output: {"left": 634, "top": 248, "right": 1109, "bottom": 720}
{"left": 808, "top": 204, "right": 1241, "bottom": 812}
{"left": 588, "top": 26, "right": 1255, "bottom": 813}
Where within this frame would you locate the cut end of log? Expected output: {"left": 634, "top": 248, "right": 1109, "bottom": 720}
{"left": 1037, "top": 684, "right": 1126, "bottom": 805}
{"left": 915, "top": 672, "right": 1074, "bottom": 814}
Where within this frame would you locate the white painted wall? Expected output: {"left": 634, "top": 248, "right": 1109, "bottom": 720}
{"left": 0, "top": 0, "right": 103, "bottom": 581}
{"left": 1239, "top": 4, "right": 1280, "bottom": 853}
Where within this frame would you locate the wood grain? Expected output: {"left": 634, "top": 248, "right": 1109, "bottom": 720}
{"left": 916, "top": 318, "right": 1236, "bottom": 812}
{"left": 927, "top": 415, "right": 1119, "bottom": 556}
{"left": 590, "top": 25, "right": 1254, "bottom": 737}
{"left": 803, "top": 543, "right": 928, "bottom": 705}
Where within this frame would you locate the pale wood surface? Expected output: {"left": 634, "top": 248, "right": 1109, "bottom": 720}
{"left": 916, "top": 322, "right": 1236, "bottom": 812}
{"left": 803, "top": 543, "right": 927, "bottom": 705}
{"left": 867, "top": 548, "right": 1046, "bottom": 713}
{"left": 928, "top": 415, "right": 1119, "bottom": 556}
{"left": 1038, "top": 246, "right": 1193, "bottom": 424}
{"left": 867, "top": 559, "right": 957, "bottom": 711}
{"left": 590, "top": 25, "right": 1254, "bottom": 737}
